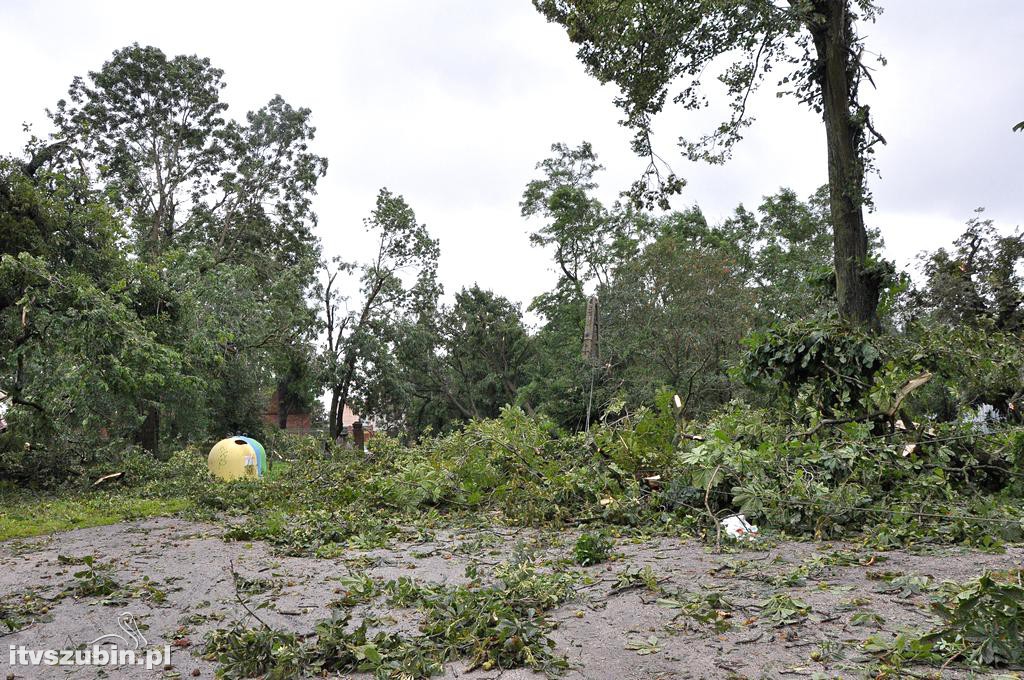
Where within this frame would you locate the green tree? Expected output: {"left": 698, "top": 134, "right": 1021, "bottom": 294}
{"left": 44, "top": 44, "right": 326, "bottom": 452}
{"left": 394, "top": 286, "right": 533, "bottom": 433}
{"left": 521, "top": 142, "right": 652, "bottom": 293}
{"left": 519, "top": 143, "right": 654, "bottom": 428}
{"left": 48, "top": 44, "right": 229, "bottom": 257}
{"left": 320, "top": 189, "right": 439, "bottom": 439}
{"left": 600, "top": 233, "right": 756, "bottom": 414}
{"left": 0, "top": 156, "right": 186, "bottom": 479}
{"left": 272, "top": 342, "right": 319, "bottom": 430}
{"left": 663, "top": 187, "right": 838, "bottom": 322}
{"left": 915, "top": 211, "right": 1024, "bottom": 333}
{"left": 534, "top": 0, "right": 889, "bottom": 327}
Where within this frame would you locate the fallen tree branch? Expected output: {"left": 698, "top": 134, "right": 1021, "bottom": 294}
{"left": 797, "top": 411, "right": 887, "bottom": 438}
{"left": 92, "top": 471, "right": 125, "bottom": 487}
{"left": 796, "top": 373, "right": 932, "bottom": 439}
{"left": 888, "top": 372, "right": 933, "bottom": 417}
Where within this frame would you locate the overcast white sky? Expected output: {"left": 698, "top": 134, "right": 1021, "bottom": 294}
{"left": 2, "top": 1, "right": 1022, "bottom": 310}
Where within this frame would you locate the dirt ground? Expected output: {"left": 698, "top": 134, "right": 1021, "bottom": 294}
{"left": 1, "top": 517, "right": 1021, "bottom": 679}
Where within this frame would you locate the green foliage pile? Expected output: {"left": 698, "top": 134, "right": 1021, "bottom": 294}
{"left": 68, "top": 555, "right": 121, "bottom": 598}
{"left": 866, "top": 569, "right": 1024, "bottom": 671}
{"left": 741, "top": 320, "right": 883, "bottom": 416}
{"left": 656, "top": 589, "right": 734, "bottom": 633}
{"left": 27, "top": 347, "right": 1012, "bottom": 554}
{"left": 0, "top": 588, "right": 50, "bottom": 634}
{"left": 573, "top": 531, "right": 614, "bottom": 565}
{"left": 924, "top": 570, "right": 1024, "bottom": 665}
{"left": 686, "top": 324, "right": 1024, "bottom": 545}
{"left": 158, "top": 409, "right": 630, "bottom": 556}
{"left": 206, "top": 556, "right": 577, "bottom": 679}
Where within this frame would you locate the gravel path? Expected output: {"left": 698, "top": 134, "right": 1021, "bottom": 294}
{"left": 1, "top": 517, "right": 1020, "bottom": 679}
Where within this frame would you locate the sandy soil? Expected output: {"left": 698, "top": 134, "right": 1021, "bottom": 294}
{"left": 1, "top": 517, "right": 1021, "bottom": 679}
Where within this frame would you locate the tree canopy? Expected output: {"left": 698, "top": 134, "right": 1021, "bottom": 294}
{"left": 2, "top": 33, "right": 1021, "bottom": 496}
{"left": 533, "top": 0, "right": 890, "bottom": 327}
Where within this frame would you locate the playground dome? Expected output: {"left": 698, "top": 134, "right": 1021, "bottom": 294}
{"left": 208, "top": 436, "right": 267, "bottom": 481}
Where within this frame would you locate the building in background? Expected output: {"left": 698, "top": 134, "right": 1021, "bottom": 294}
{"left": 261, "top": 387, "right": 313, "bottom": 434}
{"left": 261, "top": 392, "right": 373, "bottom": 443}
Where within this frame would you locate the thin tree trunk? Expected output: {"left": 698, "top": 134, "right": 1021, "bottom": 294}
{"left": 277, "top": 385, "right": 289, "bottom": 430}
{"left": 328, "top": 278, "right": 383, "bottom": 439}
{"left": 333, "top": 377, "right": 352, "bottom": 439}
{"left": 135, "top": 405, "right": 161, "bottom": 458}
{"left": 328, "top": 388, "right": 340, "bottom": 439}
{"left": 330, "top": 339, "right": 364, "bottom": 438}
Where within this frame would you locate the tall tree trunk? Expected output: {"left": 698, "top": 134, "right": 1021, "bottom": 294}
{"left": 809, "top": 0, "right": 880, "bottom": 328}
{"left": 330, "top": 348, "right": 361, "bottom": 439}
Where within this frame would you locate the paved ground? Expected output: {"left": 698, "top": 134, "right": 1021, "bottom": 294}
{"left": 1, "top": 517, "right": 1021, "bottom": 679}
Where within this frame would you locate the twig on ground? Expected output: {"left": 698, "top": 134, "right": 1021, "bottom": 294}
{"left": 228, "top": 560, "right": 271, "bottom": 630}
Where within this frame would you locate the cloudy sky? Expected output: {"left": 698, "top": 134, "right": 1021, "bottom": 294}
{"left": 1, "top": 1, "right": 1022, "bottom": 310}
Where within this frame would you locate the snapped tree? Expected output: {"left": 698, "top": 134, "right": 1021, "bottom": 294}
{"left": 534, "top": 0, "right": 889, "bottom": 327}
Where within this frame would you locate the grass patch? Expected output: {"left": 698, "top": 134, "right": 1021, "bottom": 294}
{"left": 0, "top": 454, "right": 288, "bottom": 542}
{"left": 262, "top": 460, "right": 292, "bottom": 481}
{"left": 0, "top": 493, "right": 192, "bottom": 541}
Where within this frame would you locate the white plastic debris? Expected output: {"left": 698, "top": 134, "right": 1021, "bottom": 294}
{"left": 720, "top": 513, "right": 759, "bottom": 541}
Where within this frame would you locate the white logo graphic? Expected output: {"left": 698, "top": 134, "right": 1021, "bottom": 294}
{"left": 8, "top": 611, "right": 170, "bottom": 670}
{"left": 89, "top": 611, "right": 148, "bottom": 649}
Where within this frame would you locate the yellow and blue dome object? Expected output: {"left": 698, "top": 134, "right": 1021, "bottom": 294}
{"left": 208, "top": 436, "right": 268, "bottom": 481}
{"left": 236, "top": 436, "right": 267, "bottom": 476}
